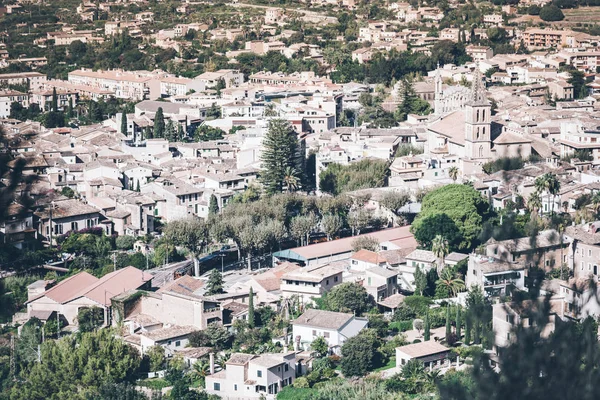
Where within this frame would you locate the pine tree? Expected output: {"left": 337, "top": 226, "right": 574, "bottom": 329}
{"left": 208, "top": 194, "right": 219, "bottom": 215}
{"left": 424, "top": 308, "right": 430, "bottom": 341}
{"left": 206, "top": 269, "right": 224, "bottom": 295}
{"left": 120, "top": 111, "right": 128, "bottom": 136}
{"left": 248, "top": 286, "right": 255, "bottom": 328}
{"left": 153, "top": 107, "right": 165, "bottom": 138}
{"left": 446, "top": 304, "right": 451, "bottom": 341}
{"left": 456, "top": 306, "right": 461, "bottom": 339}
{"left": 260, "top": 119, "right": 304, "bottom": 194}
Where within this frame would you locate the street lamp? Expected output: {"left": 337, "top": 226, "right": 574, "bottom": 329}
{"left": 219, "top": 253, "right": 226, "bottom": 274}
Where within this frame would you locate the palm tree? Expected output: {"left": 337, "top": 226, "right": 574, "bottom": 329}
{"left": 283, "top": 166, "right": 300, "bottom": 193}
{"left": 436, "top": 268, "right": 466, "bottom": 297}
{"left": 448, "top": 166, "right": 459, "bottom": 183}
{"left": 535, "top": 173, "right": 561, "bottom": 215}
{"left": 191, "top": 358, "right": 210, "bottom": 382}
{"left": 528, "top": 190, "right": 542, "bottom": 214}
{"left": 431, "top": 234, "right": 449, "bottom": 275}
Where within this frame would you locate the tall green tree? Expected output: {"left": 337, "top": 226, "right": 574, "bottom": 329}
{"left": 153, "top": 107, "right": 165, "bottom": 138}
{"left": 411, "top": 184, "right": 489, "bottom": 251}
{"left": 205, "top": 269, "right": 224, "bottom": 296}
{"left": 395, "top": 79, "right": 431, "bottom": 121}
{"left": 165, "top": 119, "right": 176, "bottom": 142}
{"left": 340, "top": 329, "right": 382, "bottom": 376}
{"left": 260, "top": 119, "right": 304, "bottom": 194}
{"left": 163, "top": 218, "right": 209, "bottom": 276}
{"left": 120, "top": 110, "right": 128, "bottom": 136}
{"left": 248, "top": 286, "right": 255, "bottom": 328}
{"left": 326, "top": 282, "right": 372, "bottom": 315}
{"left": 51, "top": 87, "right": 58, "bottom": 112}
{"left": 208, "top": 194, "right": 219, "bottom": 216}
{"left": 456, "top": 306, "right": 461, "bottom": 339}
{"left": 445, "top": 305, "right": 452, "bottom": 341}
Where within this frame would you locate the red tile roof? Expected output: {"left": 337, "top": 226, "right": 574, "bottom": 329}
{"left": 28, "top": 271, "right": 98, "bottom": 304}
{"left": 68, "top": 266, "right": 153, "bottom": 306}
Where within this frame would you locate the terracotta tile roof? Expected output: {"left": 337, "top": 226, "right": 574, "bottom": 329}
{"left": 377, "top": 293, "right": 405, "bottom": 309}
{"left": 351, "top": 249, "right": 386, "bottom": 264}
{"left": 142, "top": 325, "right": 197, "bottom": 342}
{"left": 27, "top": 271, "right": 98, "bottom": 304}
{"left": 227, "top": 353, "right": 256, "bottom": 365}
{"left": 157, "top": 275, "right": 204, "bottom": 295}
{"left": 293, "top": 309, "right": 353, "bottom": 330}
{"left": 68, "top": 266, "right": 153, "bottom": 306}
{"left": 396, "top": 341, "right": 450, "bottom": 358}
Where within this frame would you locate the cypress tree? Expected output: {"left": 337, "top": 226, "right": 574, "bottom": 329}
{"left": 456, "top": 306, "right": 461, "bottom": 339}
{"left": 208, "top": 194, "right": 219, "bottom": 215}
{"left": 465, "top": 314, "right": 471, "bottom": 344}
{"left": 120, "top": 110, "right": 128, "bottom": 136}
{"left": 145, "top": 125, "right": 153, "bottom": 140}
{"left": 424, "top": 308, "right": 430, "bottom": 341}
{"left": 177, "top": 124, "right": 185, "bottom": 141}
{"left": 51, "top": 87, "right": 58, "bottom": 112}
{"left": 67, "top": 97, "right": 73, "bottom": 118}
{"left": 165, "top": 120, "right": 176, "bottom": 142}
{"left": 446, "top": 304, "right": 452, "bottom": 341}
{"left": 248, "top": 286, "right": 255, "bottom": 328}
{"left": 153, "top": 107, "right": 165, "bottom": 138}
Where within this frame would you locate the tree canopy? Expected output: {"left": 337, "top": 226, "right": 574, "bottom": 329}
{"left": 412, "top": 184, "right": 489, "bottom": 250}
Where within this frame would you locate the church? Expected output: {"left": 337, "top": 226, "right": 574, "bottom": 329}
{"left": 424, "top": 67, "right": 533, "bottom": 174}
{"left": 425, "top": 68, "right": 493, "bottom": 173}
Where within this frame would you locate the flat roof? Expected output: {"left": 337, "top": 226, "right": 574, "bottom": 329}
{"left": 273, "top": 226, "right": 415, "bottom": 262}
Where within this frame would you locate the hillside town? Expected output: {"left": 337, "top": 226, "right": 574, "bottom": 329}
{"left": 2, "top": 0, "right": 600, "bottom": 399}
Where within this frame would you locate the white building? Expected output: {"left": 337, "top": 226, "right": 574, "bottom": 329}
{"left": 292, "top": 309, "right": 368, "bottom": 354}
{"left": 206, "top": 352, "right": 296, "bottom": 398}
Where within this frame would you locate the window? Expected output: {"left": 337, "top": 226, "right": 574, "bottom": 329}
{"left": 214, "top": 383, "right": 220, "bottom": 391}
{"left": 590, "top": 249, "right": 592, "bottom": 257}
{"left": 326, "top": 279, "right": 329, "bottom": 285}
{"left": 312, "top": 330, "right": 317, "bottom": 336}
{"left": 285, "top": 363, "right": 289, "bottom": 372}
{"left": 351, "top": 260, "right": 358, "bottom": 265}
{"left": 334, "top": 276, "right": 338, "bottom": 282}
{"left": 234, "top": 384, "right": 238, "bottom": 391}
{"left": 323, "top": 332, "right": 330, "bottom": 339}
{"left": 257, "top": 370, "right": 262, "bottom": 378}
{"left": 167, "top": 340, "right": 172, "bottom": 345}
{"left": 175, "top": 341, "right": 181, "bottom": 347}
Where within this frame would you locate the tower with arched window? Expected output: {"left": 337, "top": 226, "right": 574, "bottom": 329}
{"left": 464, "top": 68, "right": 491, "bottom": 160}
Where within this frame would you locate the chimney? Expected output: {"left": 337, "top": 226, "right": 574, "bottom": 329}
{"left": 209, "top": 353, "right": 215, "bottom": 375}
{"left": 283, "top": 345, "right": 288, "bottom": 353}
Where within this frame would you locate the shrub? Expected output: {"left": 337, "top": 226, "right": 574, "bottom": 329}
{"left": 115, "top": 235, "right": 136, "bottom": 250}
{"left": 539, "top": 4, "right": 564, "bottom": 21}
{"left": 294, "top": 377, "right": 310, "bottom": 388}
